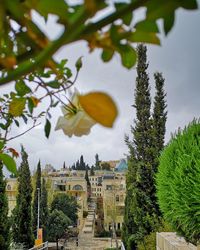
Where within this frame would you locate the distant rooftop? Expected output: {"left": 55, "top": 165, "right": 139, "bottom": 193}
{"left": 115, "top": 159, "right": 128, "bottom": 172}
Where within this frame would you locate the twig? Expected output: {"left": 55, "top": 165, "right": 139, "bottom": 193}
{"left": 6, "top": 122, "right": 41, "bottom": 142}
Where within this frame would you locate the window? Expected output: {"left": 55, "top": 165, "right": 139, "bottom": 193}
{"left": 118, "top": 223, "right": 120, "bottom": 230}
{"left": 116, "top": 195, "right": 119, "bottom": 202}
{"left": 72, "top": 185, "right": 83, "bottom": 191}
{"left": 7, "top": 184, "right": 11, "bottom": 190}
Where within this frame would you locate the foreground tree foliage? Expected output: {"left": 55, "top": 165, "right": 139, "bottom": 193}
{"left": 0, "top": 1, "right": 198, "bottom": 174}
{"left": 51, "top": 193, "right": 79, "bottom": 226}
{"left": 123, "top": 44, "right": 167, "bottom": 249}
{"left": 0, "top": 162, "right": 10, "bottom": 250}
{"left": 156, "top": 120, "right": 200, "bottom": 245}
{"left": 12, "top": 146, "right": 34, "bottom": 248}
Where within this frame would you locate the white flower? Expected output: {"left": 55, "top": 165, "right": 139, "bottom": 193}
{"left": 55, "top": 90, "right": 96, "bottom": 137}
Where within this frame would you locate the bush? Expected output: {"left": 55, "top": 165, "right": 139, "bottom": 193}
{"left": 156, "top": 120, "right": 200, "bottom": 245}
{"left": 83, "top": 211, "right": 88, "bottom": 218}
{"left": 137, "top": 220, "right": 173, "bottom": 250}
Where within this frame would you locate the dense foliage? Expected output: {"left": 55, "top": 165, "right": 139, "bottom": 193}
{"left": 156, "top": 120, "right": 200, "bottom": 245}
{"left": 48, "top": 209, "right": 71, "bottom": 250}
{"left": 12, "top": 146, "right": 34, "bottom": 248}
{"left": 40, "top": 178, "right": 49, "bottom": 242}
{"left": 122, "top": 44, "right": 167, "bottom": 249}
{"left": 0, "top": 163, "right": 10, "bottom": 250}
{"left": 51, "top": 193, "right": 79, "bottom": 225}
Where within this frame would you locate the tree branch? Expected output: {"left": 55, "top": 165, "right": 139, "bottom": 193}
{"left": 6, "top": 122, "right": 41, "bottom": 142}
{"left": 0, "top": 0, "right": 148, "bottom": 85}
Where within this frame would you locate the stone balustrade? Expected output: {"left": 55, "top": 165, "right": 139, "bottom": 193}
{"left": 157, "top": 232, "right": 200, "bottom": 250}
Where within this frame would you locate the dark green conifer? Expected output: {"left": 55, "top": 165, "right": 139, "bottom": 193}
{"left": 95, "top": 154, "right": 100, "bottom": 170}
{"left": 123, "top": 44, "right": 158, "bottom": 249}
{"left": 153, "top": 72, "right": 167, "bottom": 163}
{"left": 32, "top": 160, "right": 41, "bottom": 236}
{"left": 79, "top": 155, "right": 86, "bottom": 170}
{"left": 40, "top": 178, "right": 49, "bottom": 241}
{"left": 12, "top": 146, "right": 34, "bottom": 248}
{"left": 0, "top": 162, "right": 10, "bottom": 250}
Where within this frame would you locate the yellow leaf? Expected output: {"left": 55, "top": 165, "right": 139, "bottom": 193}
{"left": 79, "top": 92, "right": 118, "bottom": 128}
{"left": 30, "top": 96, "right": 40, "bottom": 107}
{"left": 9, "top": 98, "right": 26, "bottom": 117}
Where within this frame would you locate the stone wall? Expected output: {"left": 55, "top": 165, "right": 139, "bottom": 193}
{"left": 157, "top": 232, "right": 200, "bottom": 250}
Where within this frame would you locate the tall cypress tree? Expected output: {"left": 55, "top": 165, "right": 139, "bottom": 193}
{"left": 79, "top": 155, "right": 86, "bottom": 170}
{"left": 122, "top": 44, "right": 158, "bottom": 249}
{"left": 40, "top": 178, "right": 49, "bottom": 242}
{"left": 13, "top": 146, "right": 34, "bottom": 248}
{"left": 32, "top": 160, "right": 41, "bottom": 236}
{"left": 95, "top": 154, "right": 100, "bottom": 170}
{"left": 153, "top": 72, "right": 167, "bottom": 163}
{"left": 0, "top": 162, "right": 10, "bottom": 250}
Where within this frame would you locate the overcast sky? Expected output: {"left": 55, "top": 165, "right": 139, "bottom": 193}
{"left": 3, "top": 5, "right": 200, "bottom": 172}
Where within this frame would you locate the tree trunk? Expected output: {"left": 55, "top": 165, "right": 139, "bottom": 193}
{"left": 112, "top": 221, "right": 119, "bottom": 249}
{"left": 56, "top": 238, "right": 58, "bottom": 250}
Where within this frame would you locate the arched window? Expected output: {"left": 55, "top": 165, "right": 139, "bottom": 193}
{"left": 72, "top": 185, "right": 83, "bottom": 191}
{"left": 7, "top": 184, "right": 11, "bottom": 190}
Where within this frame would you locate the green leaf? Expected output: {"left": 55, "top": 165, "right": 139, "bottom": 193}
{"left": 114, "top": 2, "right": 133, "bottom": 25}
{"left": 15, "top": 80, "right": 31, "bottom": 96}
{"left": 14, "top": 119, "right": 20, "bottom": 127}
{"left": 128, "top": 31, "right": 160, "bottom": 45}
{"left": 0, "top": 141, "right": 4, "bottom": 150}
{"left": 145, "top": 0, "right": 178, "bottom": 35}
{"left": 164, "top": 13, "right": 175, "bottom": 35}
{"left": 118, "top": 45, "right": 137, "bottom": 69}
{"left": 75, "top": 57, "right": 83, "bottom": 72}
{"left": 180, "top": 0, "right": 198, "bottom": 10}
{"left": 45, "top": 119, "right": 51, "bottom": 138}
{"left": 0, "top": 153, "right": 17, "bottom": 174}
{"left": 135, "top": 20, "right": 159, "bottom": 33}
{"left": 9, "top": 98, "right": 26, "bottom": 117}
{"left": 65, "top": 68, "right": 72, "bottom": 78}
{"left": 22, "top": 114, "right": 28, "bottom": 124}
{"left": 101, "top": 49, "right": 114, "bottom": 62}
{"left": 36, "top": 0, "right": 69, "bottom": 22}
{"left": 28, "top": 98, "right": 34, "bottom": 114}
{"left": 47, "top": 81, "right": 61, "bottom": 89}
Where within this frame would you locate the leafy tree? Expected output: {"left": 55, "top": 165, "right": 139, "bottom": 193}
{"left": 101, "top": 162, "right": 111, "bottom": 171}
{"left": 12, "top": 146, "right": 34, "bottom": 248}
{"left": 32, "top": 160, "right": 41, "bottom": 236}
{"left": 0, "top": 162, "right": 10, "bottom": 250}
{"left": 75, "top": 160, "right": 80, "bottom": 170}
{"left": 51, "top": 193, "right": 79, "bottom": 225}
{"left": 90, "top": 165, "right": 95, "bottom": 176}
{"left": 48, "top": 209, "right": 71, "bottom": 250}
{"left": 95, "top": 154, "right": 100, "bottom": 170}
{"left": 40, "top": 178, "right": 49, "bottom": 242}
{"left": 123, "top": 44, "right": 161, "bottom": 249}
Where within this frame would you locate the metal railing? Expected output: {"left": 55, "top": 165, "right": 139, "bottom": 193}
{"left": 29, "top": 241, "right": 48, "bottom": 250}
{"left": 121, "top": 241, "right": 126, "bottom": 250}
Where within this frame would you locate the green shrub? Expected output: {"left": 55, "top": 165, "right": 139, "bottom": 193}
{"left": 156, "top": 120, "right": 200, "bottom": 245}
{"left": 83, "top": 211, "right": 88, "bottom": 218}
{"left": 137, "top": 220, "right": 173, "bottom": 250}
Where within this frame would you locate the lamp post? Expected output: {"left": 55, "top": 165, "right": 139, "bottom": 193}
{"left": 37, "top": 187, "right": 40, "bottom": 239}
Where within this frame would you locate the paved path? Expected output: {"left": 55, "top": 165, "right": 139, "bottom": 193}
{"left": 56, "top": 200, "right": 120, "bottom": 250}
